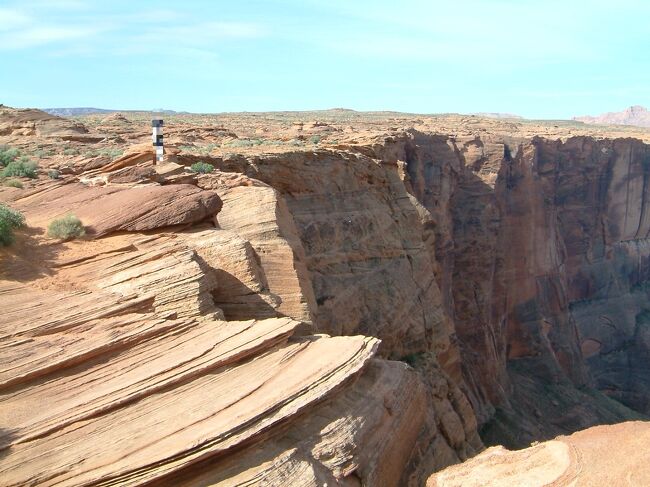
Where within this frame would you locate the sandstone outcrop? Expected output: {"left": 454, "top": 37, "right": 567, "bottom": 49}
{"left": 428, "top": 421, "right": 650, "bottom": 486}
{"left": 0, "top": 213, "right": 434, "bottom": 486}
{"left": 369, "top": 131, "right": 650, "bottom": 445}
{"left": 7, "top": 183, "right": 222, "bottom": 237}
{"left": 1, "top": 145, "right": 462, "bottom": 485}
{"left": 2, "top": 106, "right": 650, "bottom": 485}
{"left": 0, "top": 106, "right": 90, "bottom": 138}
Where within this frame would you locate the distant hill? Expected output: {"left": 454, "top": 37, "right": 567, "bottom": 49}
{"left": 43, "top": 107, "right": 185, "bottom": 117}
{"left": 573, "top": 105, "right": 650, "bottom": 128}
{"left": 472, "top": 112, "right": 523, "bottom": 120}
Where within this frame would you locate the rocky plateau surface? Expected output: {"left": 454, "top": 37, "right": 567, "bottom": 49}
{"left": 1, "top": 106, "right": 649, "bottom": 485}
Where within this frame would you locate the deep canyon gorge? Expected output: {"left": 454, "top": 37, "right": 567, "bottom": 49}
{"left": 0, "top": 106, "right": 649, "bottom": 485}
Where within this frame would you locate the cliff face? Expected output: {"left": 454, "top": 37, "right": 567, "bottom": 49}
{"left": 197, "top": 132, "right": 649, "bottom": 448}
{"left": 382, "top": 133, "right": 650, "bottom": 444}
{"left": 2, "top": 108, "right": 649, "bottom": 485}
{"left": 186, "top": 132, "right": 650, "bottom": 448}
{"left": 540, "top": 138, "right": 650, "bottom": 415}
{"left": 202, "top": 150, "right": 485, "bottom": 474}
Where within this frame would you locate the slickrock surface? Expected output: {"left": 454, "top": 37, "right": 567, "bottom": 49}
{"left": 0, "top": 105, "right": 90, "bottom": 138}
{"left": 0, "top": 221, "right": 413, "bottom": 485}
{"left": 5, "top": 183, "right": 222, "bottom": 237}
{"left": 2, "top": 106, "right": 650, "bottom": 485}
{"left": 428, "top": 421, "right": 650, "bottom": 486}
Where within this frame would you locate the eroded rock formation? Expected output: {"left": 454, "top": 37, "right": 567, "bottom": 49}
{"left": 427, "top": 421, "right": 650, "bottom": 486}
{"left": 1, "top": 107, "right": 649, "bottom": 484}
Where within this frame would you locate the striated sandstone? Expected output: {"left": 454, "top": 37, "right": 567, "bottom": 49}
{"left": 2, "top": 107, "right": 650, "bottom": 485}
{"left": 0, "top": 106, "right": 89, "bottom": 138}
{"left": 428, "top": 421, "right": 650, "bottom": 487}
{"left": 7, "top": 183, "right": 222, "bottom": 237}
{"left": 0, "top": 139, "right": 455, "bottom": 485}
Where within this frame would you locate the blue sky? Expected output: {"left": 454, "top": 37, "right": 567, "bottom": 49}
{"left": 1, "top": 0, "right": 648, "bottom": 118}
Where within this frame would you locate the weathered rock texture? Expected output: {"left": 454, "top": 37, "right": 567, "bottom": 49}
{"left": 2, "top": 107, "right": 650, "bottom": 484}
{"left": 176, "top": 132, "right": 650, "bottom": 451}
{"left": 186, "top": 131, "right": 650, "bottom": 448}
{"left": 0, "top": 154, "right": 477, "bottom": 485}
{"left": 0, "top": 106, "right": 89, "bottom": 138}
{"left": 375, "top": 132, "right": 650, "bottom": 445}
{"left": 428, "top": 421, "right": 650, "bottom": 487}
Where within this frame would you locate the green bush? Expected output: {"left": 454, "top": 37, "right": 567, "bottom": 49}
{"left": 47, "top": 169, "right": 61, "bottom": 179}
{"left": 33, "top": 148, "right": 55, "bottom": 159}
{"left": 0, "top": 145, "right": 20, "bottom": 166}
{"left": 2, "top": 158, "right": 38, "bottom": 178}
{"left": 179, "top": 144, "right": 218, "bottom": 155}
{"left": 189, "top": 162, "right": 215, "bottom": 174}
{"left": 0, "top": 204, "right": 25, "bottom": 246}
{"left": 3, "top": 179, "right": 23, "bottom": 188}
{"left": 223, "top": 138, "right": 263, "bottom": 148}
{"left": 83, "top": 147, "right": 123, "bottom": 160}
{"left": 309, "top": 135, "right": 321, "bottom": 144}
{"left": 47, "top": 214, "right": 85, "bottom": 240}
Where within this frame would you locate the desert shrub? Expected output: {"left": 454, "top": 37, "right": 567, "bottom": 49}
{"left": 0, "top": 203, "right": 25, "bottom": 246}
{"left": 189, "top": 162, "right": 214, "bottom": 174}
{"left": 3, "top": 179, "right": 23, "bottom": 188}
{"left": 401, "top": 352, "right": 425, "bottom": 368}
{"left": 100, "top": 147, "right": 123, "bottom": 160}
{"left": 0, "top": 145, "right": 20, "bottom": 166}
{"left": 223, "top": 138, "right": 264, "bottom": 148}
{"left": 83, "top": 147, "right": 123, "bottom": 160}
{"left": 309, "top": 135, "right": 321, "bottom": 144}
{"left": 62, "top": 147, "right": 80, "bottom": 156}
{"left": 2, "top": 158, "right": 38, "bottom": 178}
{"left": 181, "top": 143, "right": 219, "bottom": 155}
{"left": 47, "top": 169, "right": 61, "bottom": 179}
{"left": 33, "top": 148, "right": 55, "bottom": 159}
{"left": 47, "top": 214, "right": 85, "bottom": 240}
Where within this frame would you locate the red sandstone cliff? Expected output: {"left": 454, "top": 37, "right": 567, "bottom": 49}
{"left": 1, "top": 108, "right": 649, "bottom": 484}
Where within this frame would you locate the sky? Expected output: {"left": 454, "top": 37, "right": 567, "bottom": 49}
{"left": 0, "top": 0, "right": 648, "bottom": 119}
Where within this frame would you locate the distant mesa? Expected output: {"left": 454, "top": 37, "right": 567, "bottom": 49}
{"left": 43, "top": 107, "right": 115, "bottom": 117}
{"left": 573, "top": 105, "right": 650, "bottom": 127}
{"left": 43, "top": 107, "right": 185, "bottom": 117}
{"left": 472, "top": 112, "right": 523, "bottom": 120}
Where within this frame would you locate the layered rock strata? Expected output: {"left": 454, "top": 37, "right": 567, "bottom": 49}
{"left": 2, "top": 106, "right": 650, "bottom": 484}
{"left": 0, "top": 163, "right": 477, "bottom": 485}
{"left": 428, "top": 421, "right": 650, "bottom": 487}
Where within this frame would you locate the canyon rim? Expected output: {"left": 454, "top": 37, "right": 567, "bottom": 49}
{"left": 0, "top": 106, "right": 649, "bottom": 485}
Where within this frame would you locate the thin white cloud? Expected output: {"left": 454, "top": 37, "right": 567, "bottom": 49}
{"left": 0, "top": 25, "right": 107, "bottom": 49}
{"left": 284, "top": 0, "right": 603, "bottom": 66}
{"left": 0, "top": 7, "right": 31, "bottom": 31}
{"left": 0, "top": 2, "right": 266, "bottom": 57}
{"left": 0, "top": 3, "right": 108, "bottom": 49}
{"left": 135, "top": 21, "right": 266, "bottom": 44}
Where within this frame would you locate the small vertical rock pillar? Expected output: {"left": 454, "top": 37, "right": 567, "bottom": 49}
{"left": 152, "top": 119, "right": 164, "bottom": 164}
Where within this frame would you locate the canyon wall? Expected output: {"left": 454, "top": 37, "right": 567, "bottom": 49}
{"left": 3, "top": 106, "right": 649, "bottom": 484}
{"left": 206, "top": 131, "right": 650, "bottom": 448}
{"left": 392, "top": 132, "right": 649, "bottom": 444}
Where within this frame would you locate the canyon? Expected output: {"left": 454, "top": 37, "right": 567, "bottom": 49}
{"left": 1, "top": 106, "right": 649, "bottom": 485}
